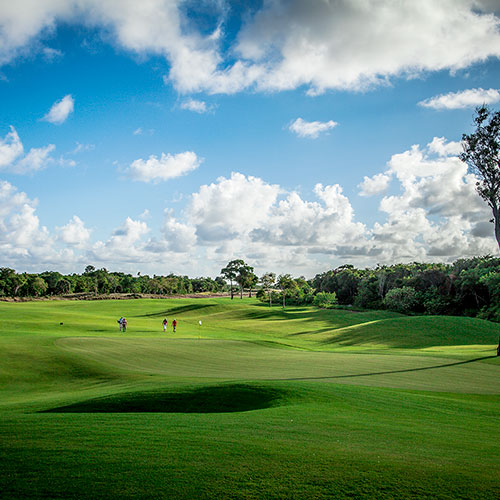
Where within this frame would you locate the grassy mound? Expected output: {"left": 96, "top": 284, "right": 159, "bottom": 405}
{"left": 42, "top": 384, "right": 288, "bottom": 413}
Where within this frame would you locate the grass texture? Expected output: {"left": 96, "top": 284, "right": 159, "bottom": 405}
{"left": 0, "top": 297, "right": 499, "bottom": 499}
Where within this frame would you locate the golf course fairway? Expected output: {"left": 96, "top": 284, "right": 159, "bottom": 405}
{"left": 1, "top": 297, "right": 499, "bottom": 499}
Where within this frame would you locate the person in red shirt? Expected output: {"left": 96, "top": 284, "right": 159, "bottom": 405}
{"left": 172, "top": 319, "right": 177, "bottom": 333}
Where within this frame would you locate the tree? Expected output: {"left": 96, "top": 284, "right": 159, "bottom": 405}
{"left": 313, "top": 292, "right": 337, "bottom": 308}
{"left": 245, "top": 272, "right": 259, "bottom": 298}
{"left": 260, "top": 272, "right": 276, "bottom": 307}
{"left": 461, "top": 106, "right": 500, "bottom": 250}
{"left": 235, "top": 262, "right": 255, "bottom": 299}
{"left": 277, "top": 274, "right": 295, "bottom": 308}
{"left": 383, "top": 286, "right": 418, "bottom": 314}
{"left": 220, "top": 259, "right": 244, "bottom": 299}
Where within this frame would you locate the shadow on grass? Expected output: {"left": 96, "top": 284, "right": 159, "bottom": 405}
{"left": 275, "top": 356, "right": 497, "bottom": 381}
{"left": 136, "top": 304, "right": 216, "bottom": 318}
{"left": 41, "top": 384, "right": 287, "bottom": 414}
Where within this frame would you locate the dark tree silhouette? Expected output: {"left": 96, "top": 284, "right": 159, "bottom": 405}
{"left": 461, "top": 106, "right": 500, "bottom": 251}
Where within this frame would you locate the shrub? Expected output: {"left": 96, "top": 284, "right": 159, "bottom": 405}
{"left": 313, "top": 292, "right": 338, "bottom": 309}
{"left": 383, "top": 286, "right": 418, "bottom": 314}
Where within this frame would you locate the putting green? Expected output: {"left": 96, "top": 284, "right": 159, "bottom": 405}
{"left": 55, "top": 337, "right": 500, "bottom": 394}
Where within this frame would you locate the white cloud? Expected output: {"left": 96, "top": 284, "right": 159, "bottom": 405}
{"left": 0, "top": 180, "right": 62, "bottom": 268}
{"left": 163, "top": 212, "right": 197, "bottom": 252}
{"left": 43, "top": 94, "right": 74, "bottom": 124}
{"left": 14, "top": 144, "right": 55, "bottom": 173}
{"left": 57, "top": 215, "right": 91, "bottom": 247}
{"left": 0, "top": 143, "right": 498, "bottom": 276}
{"left": 0, "top": 126, "right": 55, "bottom": 174}
{"left": 127, "top": 151, "right": 202, "bottom": 183}
{"left": 188, "top": 172, "right": 280, "bottom": 241}
{"left": 358, "top": 173, "right": 391, "bottom": 197}
{"left": 180, "top": 99, "right": 209, "bottom": 113}
{"left": 42, "top": 47, "right": 62, "bottom": 61}
{"left": 427, "top": 137, "right": 463, "bottom": 157}
{"left": 88, "top": 217, "right": 158, "bottom": 267}
{"left": 0, "top": 126, "right": 23, "bottom": 167}
{"left": 2, "top": 1, "right": 500, "bottom": 94}
{"left": 236, "top": 0, "right": 500, "bottom": 94}
{"left": 289, "top": 118, "right": 337, "bottom": 139}
{"left": 419, "top": 88, "right": 500, "bottom": 110}
{"left": 370, "top": 138, "right": 497, "bottom": 262}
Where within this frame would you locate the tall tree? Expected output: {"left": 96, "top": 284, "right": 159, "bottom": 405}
{"left": 245, "top": 272, "right": 259, "bottom": 298}
{"left": 235, "top": 262, "right": 255, "bottom": 299}
{"left": 461, "top": 106, "right": 500, "bottom": 250}
{"left": 220, "top": 259, "right": 244, "bottom": 299}
{"left": 260, "top": 272, "right": 276, "bottom": 307}
{"left": 277, "top": 274, "right": 295, "bottom": 309}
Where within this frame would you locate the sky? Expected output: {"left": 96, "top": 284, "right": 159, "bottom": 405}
{"left": 1, "top": 0, "right": 500, "bottom": 279}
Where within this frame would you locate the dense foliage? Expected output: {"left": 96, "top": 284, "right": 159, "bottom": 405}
{"left": 0, "top": 266, "right": 225, "bottom": 298}
{"left": 311, "top": 257, "right": 500, "bottom": 321}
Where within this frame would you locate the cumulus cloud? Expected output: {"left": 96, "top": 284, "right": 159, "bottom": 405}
{"left": 236, "top": 0, "right": 500, "bottom": 94}
{"left": 180, "top": 99, "right": 209, "bottom": 114}
{"left": 163, "top": 212, "right": 197, "bottom": 252}
{"left": 358, "top": 173, "right": 391, "bottom": 197}
{"left": 2, "top": 1, "right": 500, "bottom": 94}
{"left": 57, "top": 215, "right": 91, "bottom": 247}
{"left": 0, "top": 145, "right": 498, "bottom": 276}
{"left": 188, "top": 172, "right": 280, "bottom": 241}
{"left": 43, "top": 94, "right": 74, "bottom": 124}
{"left": 89, "top": 217, "right": 151, "bottom": 265}
{"left": 369, "top": 137, "right": 497, "bottom": 262}
{"left": 0, "top": 126, "right": 23, "bottom": 167}
{"left": 419, "top": 88, "right": 500, "bottom": 110}
{"left": 14, "top": 144, "right": 55, "bottom": 173}
{"left": 0, "top": 180, "right": 62, "bottom": 268}
{"left": 289, "top": 118, "right": 338, "bottom": 139}
{"left": 127, "top": 151, "right": 202, "bottom": 183}
{"left": 0, "top": 126, "right": 55, "bottom": 174}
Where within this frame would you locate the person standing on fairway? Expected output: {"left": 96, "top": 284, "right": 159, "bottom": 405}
{"left": 122, "top": 317, "right": 127, "bottom": 332}
{"left": 162, "top": 318, "right": 168, "bottom": 332}
{"left": 172, "top": 319, "right": 177, "bottom": 333}
{"left": 118, "top": 317, "right": 124, "bottom": 331}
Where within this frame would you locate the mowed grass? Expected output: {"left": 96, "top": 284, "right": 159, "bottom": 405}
{"left": 0, "top": 298, "right": 499, "bottom": 499}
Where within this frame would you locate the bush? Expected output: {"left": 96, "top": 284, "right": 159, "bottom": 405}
{"left": 383, "top": 286, "right": 418, "bottom": 314}
{"left": 313, "top": 292, "right": 338, "bottom": 309}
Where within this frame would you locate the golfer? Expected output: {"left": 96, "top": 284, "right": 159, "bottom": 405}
{"left": 122, "top": 317, "right": 127, "bottom": 332}
{"left": 163, "top": 318, "right": 168, "bottom": 332}
{"left": 172, "top": 319, "right": 177, "bottom": 333}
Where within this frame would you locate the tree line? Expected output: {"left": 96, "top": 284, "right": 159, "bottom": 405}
{"left": 3, "top": 257, "right": 500, "bottom": 322}
{"left": 0, "top": 265, "right": 226, "bottom": 298}
{"left": 311, "top": 256, "right": 500, "bottom": 322}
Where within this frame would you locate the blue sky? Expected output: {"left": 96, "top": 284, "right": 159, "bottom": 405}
{"left": 1, "top": 0, "right": 500, "bottom": 278}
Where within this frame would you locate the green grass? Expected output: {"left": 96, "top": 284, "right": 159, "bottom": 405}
{"left": 1, "top": 297, "right": 499, "bottom": 499}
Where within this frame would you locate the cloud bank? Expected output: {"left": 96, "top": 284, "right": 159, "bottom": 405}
{"left": 2, "top": 136, "right": 497, "bottom": 276}
{"left": 1, "top": 1, "right": 500, "bottom": 95}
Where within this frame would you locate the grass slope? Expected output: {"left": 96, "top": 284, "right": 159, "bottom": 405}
{"left": 1, "top": 298, "right": 499, "bottom": 499}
